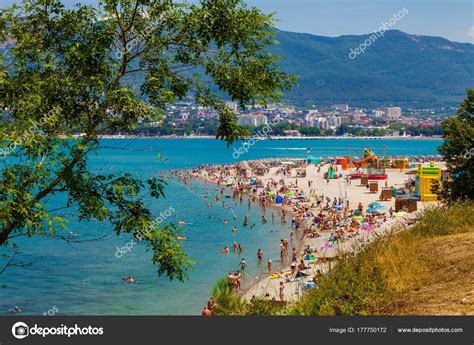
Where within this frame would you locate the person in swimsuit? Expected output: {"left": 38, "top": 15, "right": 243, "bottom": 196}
{"left": 202, "top": 306, "right": 212, "bottom": 316}
{"left": 240, "top": 258, "right": 247, "bottom": 271}
{"left": 267, "top": 259, "right": 272, "bottom": 274}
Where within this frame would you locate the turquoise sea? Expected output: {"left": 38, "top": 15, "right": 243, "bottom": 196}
{"left": 0, "top": 138, "right": 442, "bottom": 315}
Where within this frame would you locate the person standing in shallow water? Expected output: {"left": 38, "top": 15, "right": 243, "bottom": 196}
{"left": 240, "top": 258, "right": 247, "bottom": 271}
{"left": 257, "top": 248, "right": 263, "bottom": 262}
{"left": 267, "top": 259, "right": 272, "bottom": 274}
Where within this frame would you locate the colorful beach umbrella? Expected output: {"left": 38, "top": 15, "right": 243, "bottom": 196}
{"left": 320, "top": 242, "right": 334, "bottom": 249}
{"left": 362, "top": 225, "right": 376, "bottom": 231}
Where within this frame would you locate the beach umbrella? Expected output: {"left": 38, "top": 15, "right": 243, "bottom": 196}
{"left": 320, "top": 242, "right": 334, "bottom": 249}
{"left": 352, "top": 215, "right": 363, "bottom": 221}
{"left": 368, "top": 201, "right": 381, "bottom": 207}
{"left": 362, "top": 225, "right": 376, "bottom": 231}
{"left": 303, "top": 254, "right": 317, "bottom": 261}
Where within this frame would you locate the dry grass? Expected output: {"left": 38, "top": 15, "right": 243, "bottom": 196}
{"left": 390, "top": 229, "right": 474, "bottom": 315}
{"left": 288, "top": 201, "right": 474, "bottom": 316}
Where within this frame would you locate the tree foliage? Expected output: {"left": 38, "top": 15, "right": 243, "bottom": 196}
{"left": 0, "top": 0, "right": 294, "bottom": 280}
{"left": 438, "top": 89, "right": 474, "bottom": 201}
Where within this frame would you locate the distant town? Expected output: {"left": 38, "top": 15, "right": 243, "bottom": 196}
{"left": 2, "top": 101, "right": 450, "bottom": 138}
{"left": 125, "top": 101, "right": 449, "bottom": 138}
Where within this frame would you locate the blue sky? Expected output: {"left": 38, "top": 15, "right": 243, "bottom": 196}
{"left": 2, "top": 0, "right": 473, "bottom": 42}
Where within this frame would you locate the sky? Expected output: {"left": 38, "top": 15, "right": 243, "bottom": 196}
{"left": 1, "top": 0, "right": 473, "bottom": 43}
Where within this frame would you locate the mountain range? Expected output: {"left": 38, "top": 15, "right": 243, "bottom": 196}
{"left": 271, "top": 29, "right": 474, "bottom": 107}
{"left": 1, "top": 29, "right": 473, "bottom": 107}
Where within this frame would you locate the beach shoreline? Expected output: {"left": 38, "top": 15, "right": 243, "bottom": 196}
{"left": 178, "top": 156, "right": 445, "bottom": 305}
{"left": 59, "top": 134, "right": 443, "bottom": 140}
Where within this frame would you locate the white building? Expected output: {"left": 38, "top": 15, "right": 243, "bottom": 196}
{"left": 237, "top": 114, "right": 268, "bottom": 126}
{"left": 328, "top": 115, "right": 342, "bottom": 127}
{"left": 306, "top": 115, "right": 329, "bottom": 129}
{"left": 385, "top": 107, "right": 402, "bottom": 120}
{"left": 371, "top": 110, "right": 385, "bottom": 118}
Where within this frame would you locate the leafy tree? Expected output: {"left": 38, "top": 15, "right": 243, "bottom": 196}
{"left": 300, "top": 126, "right": 322, "bottom": 136}
{"left": 438, "top": 89, "right": 474, "bottom": 200}
{"left": 210, "top": 278, "right": 245, "bottom": 315}
{"left": 0, "top": 0, "right": 294, "bottom": 280}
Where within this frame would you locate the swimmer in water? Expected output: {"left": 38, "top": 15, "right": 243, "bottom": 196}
{"left": 123, "top": 276, "right": 135, "bottom": 282}
{"left": 232, "top": 226, "right": 237, "bottom": 233}
{"left": 8, "top": 306, "right": 22, "bottom": 313}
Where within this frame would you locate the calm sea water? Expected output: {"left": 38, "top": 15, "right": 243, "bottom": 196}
{"left": 0, "top": 138, "right": 442, "bottom": 315}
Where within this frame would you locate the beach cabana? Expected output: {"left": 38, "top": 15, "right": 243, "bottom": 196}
{"left": 253, "top": 162, "right": 269, "bottom": 176}
{"left": 239, "top": 161, "right": 251, "bottom": 171}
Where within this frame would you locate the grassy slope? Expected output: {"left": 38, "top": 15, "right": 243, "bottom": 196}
{"left": 289, "top": 202, "right": 474, "bottom": 316}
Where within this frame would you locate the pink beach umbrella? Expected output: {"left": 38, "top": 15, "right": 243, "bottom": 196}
{"left": 362, "top": 225, "right": 376, "bottom": 231}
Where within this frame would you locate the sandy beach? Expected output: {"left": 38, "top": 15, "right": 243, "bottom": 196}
{"left": 178, "top": 157, "right": 444, "bottom": 305}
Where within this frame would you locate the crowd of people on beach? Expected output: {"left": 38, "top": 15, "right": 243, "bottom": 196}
{"left": 166, "top": 160, "right": 403, "bottom": 314}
